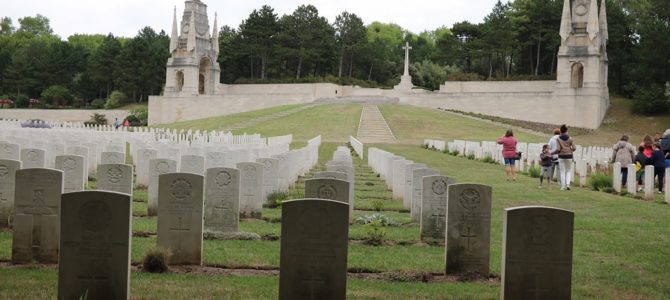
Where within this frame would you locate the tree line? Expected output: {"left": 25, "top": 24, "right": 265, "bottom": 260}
{"left": 0, "top": 0, "right": 668, "bottom": 113}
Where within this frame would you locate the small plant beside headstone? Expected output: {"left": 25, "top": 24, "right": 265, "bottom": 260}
{"left": 371, "top": 199, "right": 384, "bottom": 211}
{"left": 588, "top": 173, "right": 613, "bottom": 191}
{"left": 265, "top": 191, "right": 288, "bottom": 208}
{"left": 142, "top": 247, "right": 171, "bottom": 273}
{"left": 363, "top": 220, "right": 387, "bottom": 246}
{"left": 355, "top": 213, "right": 399, "bottom": 227}
{"left": 527, "top": 165, "right": 541, "bottom": 178}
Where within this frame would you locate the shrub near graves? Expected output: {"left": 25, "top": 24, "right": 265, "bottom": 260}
{"left": 142, "top": 247, "right": 171, "bottom": 273}
{"left": 363, "top": 219, "right": 387, "bottom": 246}
{"left": 265, "top": 191, "right": 288, "bottom": 208}
{"left": 588, "top": 173, "right": 614, "bottom": 191}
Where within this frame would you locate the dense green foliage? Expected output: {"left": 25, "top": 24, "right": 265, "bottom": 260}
{"left": 0, "top": 0, "right": 668, "bottom": 110}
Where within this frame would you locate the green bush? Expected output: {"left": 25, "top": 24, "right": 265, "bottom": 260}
{"left": 363, "top": 219, "right": 387, "bottom": 246}
{"left": 528, "top": 165, "right": 541, "bottom": 178}
{"left": 482, "top": 156, "right": 496, "bottom": 164}
{"left": 632, "top": 84, "right": 669, "bottom": 115}
{"left": 371, "top": 200, "right": 384, "bottom": 211}
{"left": 125, "top": 108, "right": 148, "bottom": 126}
{"left": 142, "top": 247, "right": 170, "bottom": 273}
{"left": 466, "top": 154, "right": 475, "bottom": 160}
{"left": 450, "top": 150, "right": 460, "bottom": 156}
{"left": 40, "top": 85, "right": 72, "bottom": 106}
{"left": 84, "top": 113, "right": 108, "bottom": 126}
{"left": 89, "top": 98, "right": 105, "bottom": 109}
{"left": 265, "top": 191, "right": 288, "bottom": 208}
{"left": 104, "top": 90, "right": 128, "bottom": 109}
{"left": 588, "top": 173, "right": 613, "bottom": 191}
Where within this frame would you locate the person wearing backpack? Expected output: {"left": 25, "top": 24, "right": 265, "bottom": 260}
{"left": 553, "top": 124, "right": 576, "bottom": 191}
{"left": 612, "top": 135, "right": 635, "bottom": 188}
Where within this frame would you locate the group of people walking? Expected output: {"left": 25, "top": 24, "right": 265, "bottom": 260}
{"left": 612, "top": 130, "right": 670, "bottom": 193}
{"left": 497, "top": 126, "right": 670, "bottom": 193}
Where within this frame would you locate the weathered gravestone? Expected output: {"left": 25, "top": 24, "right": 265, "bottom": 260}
{"left": 136, "top": 149, "right": 157, "bottom": 187}
{"left": 0, "top": 142, "right": 20, "bottom": 160}
{"left": 204, "top": 168, "right": 240, "bottom": 233}
{"left": 100, "top": 151, "right": 125, "bottom": 165}
{"left": 205, "top": 152, "right": 226, "bottom": 168}
{"left": 420, "top": 175, "right": 457, "bottom": 243}
{"left": 0, "top": 159, "right": 20, "bottom": 228}
{"left": 97, "top": 164, "right": 133, "bottom": 195}
{"left": 66, "top": 146, "right": 89, "bottom": 180}
{"left": 326, "top": 164, "right": 355, "bottom": 221}
{"left": 392, "top": 159, "right": 412, "bottom": 201}
{"left": 55, "top": 155, "right": 86, "bottom": 193}
{"left": 445, "top": 183, "right": 492, "bottom": 276}
{"left": 20, "top": 148, "right": 46, "bottom": 169}
{"left": 180, "top": 155, "right": 205, "bottom": 175}
{"left": 279, "top": 199, "right": 349, "bottom": 300}
{"left": 403, "top": 163, "right": 427, "bottom": 209}
{"left": 314, "top": 171, "right": 347, "bottom": 181}
{"left": 257, "top": 158, "right": 279, "bottom": 200}
{"left": 148, "top": 159, "right": 177, "bottom": 216}
{"left": 304, "top": 178, "right": 351, "bottom": 222}
{"left": 12, "top": 168, "right": 63, "bottom": 263}
{"left": 157, "top": 173, "right": 204, "bottom": 265}
{"left": 411, "top": 168, "right": 440, "bottom": 222}
{"left": 271, "top": 154, "right": 289, "bottom": 192}
{"left": 501, "top": 206, "right": 574, "bottom": 300}
{"left": 57, "top": 191, "right": 131, "bottom": 300}
{"left": 237, "top": 162, "right": 264, "bottom": 219}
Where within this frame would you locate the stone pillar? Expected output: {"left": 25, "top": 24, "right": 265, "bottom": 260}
{"left": 644, "top": 165, "right": 654, "bottom": 200}
{"left": 612, "top": 162, "right": 621, "bottom": 193}
{"left": 626, "top": 164, "right": 636, "bottom": 194}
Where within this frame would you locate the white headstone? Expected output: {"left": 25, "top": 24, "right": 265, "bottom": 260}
{"left": 55, "top": 155, "right": 86, "bottom": 193}
{"left": 204, "top": 168, "right": 240, "bottom": 233}
{"left": 237, "top": 162, "right": 264, "bottom": 219}
{"left": 148, "top": 159, "right": 177, "bottom": 216}
{"left": 0, "top": 159, "right": 20, "bottom": 228}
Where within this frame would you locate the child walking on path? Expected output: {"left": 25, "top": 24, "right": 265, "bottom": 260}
{"left": 539, "top": 144, "right": 553, "bottom": 188}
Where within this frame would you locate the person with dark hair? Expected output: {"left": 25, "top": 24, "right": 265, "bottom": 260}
{"left": 634, "top": 145, "right": 648, "bottom": 192}
{"left": 497, "top": 129, "right": 518, "bottom": 181}
{"left": 539, "top": 144, "right": 553, "bottom": 188}
{"left": 660, "top": 129, "right": 670, "bottom": 155}
{"left": 612, "top": 135, "right": 635, "bottom": 187}
{"left": 548, "top": 128, "right": 562, "bottom": 186}
{"left": 650, "top": 143, "right": 666, "bottom": 193}
{"left": 553, "top": 124, "right": 576, "bottom": 191}
{"left": 641, "top": 135, "right": 654, "bottom": 158}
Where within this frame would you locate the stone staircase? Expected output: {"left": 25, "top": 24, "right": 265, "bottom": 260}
{"left": 356, "top": 105, "right": 397, "bottom": 144}
{"left": 222, "top": 103, "right": 321, "bottom": 131}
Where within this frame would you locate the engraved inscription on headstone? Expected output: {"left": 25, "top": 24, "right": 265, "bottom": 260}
{"left": 279, "top": 199, "right": 349, "bottom": 300}
{"left": 97, "top": 164, "right": 133, "bottom": 195}
{"left": 157, "top": 173, "right": 204, "bottom": 265}
{"left": 445, "top": 184, "right": 492, "bottom": 276}
{"left": 56, "top": 155, "right": 85, "bottom": 193}
{"left": 411, "top": 168, "right": 439, "bottom": 222}
{"left": 57, "top": 191, "right": 131, "bottom": 300}
{"left": 0, "top": 159, "right": 20, "bottom": 228}
{"left": 501, "top": 206, "right": 574, "bottom": 300}
{"left": 204, "top": 168, "right": 240, "bottom": 233}
{"left": 237, "top": 162, "right": 263, "bottom": 219}
{"left": 12, "top": 168, "right": 63, "bottom": 263}
{"left": 148, "top": 159, "right": 177, "bottom": 216}
{"left": 420, "top": 175, "right": 456, "bottom": 243}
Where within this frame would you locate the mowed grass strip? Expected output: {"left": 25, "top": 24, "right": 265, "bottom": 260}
{"left": 156, "top": 103, "right": 306, "bottom": 131}
{"left": 235, "top": 104, "right": 363, "bottom": 142}
{"left": 379, "top": 104, "right": 548, "bottom": 145}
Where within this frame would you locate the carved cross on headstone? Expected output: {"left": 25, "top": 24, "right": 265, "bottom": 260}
{"left": 169, "top": 217, "right": 190, "bottom": 253}
{"left": 302, "top": 264, "right": 325, "bottom": 299}
{"left": 460, "top": 224, "right": 477, "bottom": 250}
{"left": 431, "top": 212, "right": 445, "bottom": 233}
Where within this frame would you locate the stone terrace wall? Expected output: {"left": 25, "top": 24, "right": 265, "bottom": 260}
{"left": 0, "top": 109, "right": 130, "bottom": 123}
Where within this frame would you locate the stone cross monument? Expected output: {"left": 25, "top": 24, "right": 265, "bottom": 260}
{"left": 394, "top": 42, "right": 414, "bottom": 90}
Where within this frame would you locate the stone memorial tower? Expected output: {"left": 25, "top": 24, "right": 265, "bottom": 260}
{"left": 164, "top": 0, "right": 220, "bottom": 96}
{"left": 556, "top": 0, "right": 609, "bottom": 101}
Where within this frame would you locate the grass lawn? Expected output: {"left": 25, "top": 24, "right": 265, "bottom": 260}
{"left": 2, "top": 101, "right": 669, "bottom": 299}
{"left": 379, "top": 104, "right": 548, "bottom": 145}
{"left": 156, "top": 104, "right": 306, "bottom": 131}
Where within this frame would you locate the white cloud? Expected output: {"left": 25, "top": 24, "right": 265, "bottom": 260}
{"left": 2, "top": 0, "right": 502, "bottom": 38}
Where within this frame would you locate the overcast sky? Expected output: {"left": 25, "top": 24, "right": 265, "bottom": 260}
{"left": 3, "top": 0, "right": 503, "bottom": 39}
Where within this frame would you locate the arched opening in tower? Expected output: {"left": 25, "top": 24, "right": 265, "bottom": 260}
{"left": 199, "top": 57, "right": 212, "bottom": 95}
{"left": 571, "top": 63, "right": 584, "bottom": 88}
